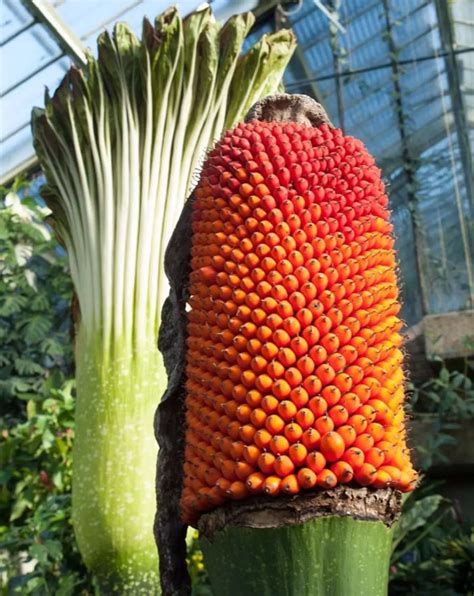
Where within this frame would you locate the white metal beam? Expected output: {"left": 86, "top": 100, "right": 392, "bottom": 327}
{"left": 21, "top": 0, "right": 87, "bottom": 67}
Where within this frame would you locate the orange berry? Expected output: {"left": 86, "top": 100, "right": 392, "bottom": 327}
{"left": 328, "top": 405, "right": 349, "bottom": 426}
{"left": 281, "top": 474, "right": 300, "bottom": 494}
{"left": 353, "top": 384, "right": 372, "bottom": 403}
{"left": 250, "top": 408, "right": 267, "bottom": 428}
{"left": 308, "top": 396, "right": 328, "bottom": 417}
{"left": 380, "top": 465, "right": 401, "bottom": 482}
{"left": 345, "top": 365, "right": 364, "bottom": 385}
{"left": 306, "top": 450, "right": 326, "bottom": 473}
{"left": 274, "top": 455, "right": 295, "bottom": 477}
{"left": 263, "top": 475, "right": 281, "bottom": 496}
{"left": 301, "top": 428, "right": 321, "bottom": 450}
{"left": 315, "top": 315, "right": 332, "bottom": 335}
{"left": 291, "top": 337, "right": 309, "bottom": 357}
{"left": 276, "top": 300, "right": 293, "bottom": 318}
{"left": 339, "top": 393, "right": 361, "bottom": 414}
{"left": 270, "top": 434, "right": 290, "bottom": 455}
{"left": 261, "top": 395, "right": 279, "bottom": 414}
{"left": 284, "top": 422, "right": 303, "bottom": 443}
{"left": 354, "top": 463, "right": 377, "bottom": 486}
{"left": 267, "top": 360, "right": 285, "bottom": 379}
{"left": 248, "top": 340, "right": 263, "bottom": 357}
{"left": 236, "top": 404, "right": 252, "bottom": 423}
{"left": 302, "top": 326, "right": 320, "bottom": 347}
{"left": 337, "top": 425, "right": 357, "bottom": 447}
{"left": 256, "top": 374, "right": 273, "bottom": 392}
{"left": 309, "top": 345, "right": 328, "bottom": 365}
{"left": 282, "top": 316, "right": 302, "bottom": 336}
{"left": 246, "top": 472, "right": 265, "bottom": 493}
{"left": 296, "top": 355, "right": 315, "bottom": 376}
{"left": 297, "top": 468, "right": 317, "bottom": 489}
{"left": 234, "top": 461, "right": 255, "bottom": 481}
{"left": 243, "top": 445, "right": 261, "bottom": 465}
{"left": 322, "top": 385, "right": 341, "bottom": 407}
{"left": 320, "top": 333, "right": 340, "bottom": 354}
{"left": 347, "top": 414, "right": 368, "bottom": 434}
{"left": 284, "top": 367, "right": 303, "bottom": 388}
{"left": 273, "top": 329, "right": 291, "bottom": 347}
{"left": 317, "top": 469, "right": 337, "bottom": 488}
{"left": 257, "top": 325, "right": 273, "bottom": 342}
{"left": 334, "top": 373, "right": 353, "bottom": 393}
{"left": 357, "top": 404, "right": 377, "bottom": 422}
{"left": 258, "top": 452, "right": 276, "bottom": 474}
{"left": 265, "top": 414, "right": 285, "bottom": 435}
{"left": 296, "top": 308, "right": 313, "bottom": 327}
{"left": 342, "top": 447, "right": 365, "bottom": 469}
{"left": 320, "top": 431, "right": 345, "bottom": 461}
{"left": 290, "top": 386, "right": 309, "bottom": 408}
{"left": 215, "top": 478, "right": 231, "bottom": 495}
{"left": 239, "top": 424, "right": 256, "bottom": 444}
{"left": 288, "top": 442, "right": 308, "bottom": 466}
{"left": 372, "top": 470, "right": 392, "bottom": 488}
{"left": 273, "top": 379, "right": 292, "bottom": 399}
{"left": 353, "top": 433, "right": 375, "bottom": 452}
{"left": 295, "top": 408, "right": 315, "bottom": 430}
{"left": 331, "top": 461, "right": 354, "bottom": 483}
{"left": 278, "top": 347, "right": 297, "bottom": 367}
{"left": 316, "top": 363, "right": 336, "bottom": 385}
{"left": 229, "top": 441, "right": 245, "bottom": 460}
{"left": 303, "top": 375, "right": 323, "bottom": 396}
{"left": 254, "top": 429, "right": 272, "bottom": 449}
{"left": 365, "top": 447, "right": 385, "bottom": 468}
{"left": 261, "top": 342, "right": 279, "bottom": 360}
{"left": 314, "top": 414, "right": 334, "bottom": 435}
{"left": 226, "top": 480, "right": 248, "bottom": 500}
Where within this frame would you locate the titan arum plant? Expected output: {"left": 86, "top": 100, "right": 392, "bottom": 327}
{"left": 156, "top": 94, "right": 418, "bottom": 595}
{"left": 31, "top": 6, "right": 295, "bottom": 592}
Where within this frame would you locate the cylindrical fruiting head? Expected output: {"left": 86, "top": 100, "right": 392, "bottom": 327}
{"left": 181, "top": 93, "right": 417, "bottom": 527}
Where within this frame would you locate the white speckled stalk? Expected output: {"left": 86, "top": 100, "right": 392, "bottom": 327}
{"left": 201, "top": 515, "right": 393, "bottom": 596}
{"left": 73, "top": 328, "right": 163, "bottom": 593}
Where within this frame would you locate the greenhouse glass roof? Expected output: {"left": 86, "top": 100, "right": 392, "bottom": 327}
{"left": 0, "top": 0, "right": 258, "bottom": 184}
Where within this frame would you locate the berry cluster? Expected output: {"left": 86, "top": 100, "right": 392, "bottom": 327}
{"left": 181, "top": 120, "right": 417, "bottom": 526}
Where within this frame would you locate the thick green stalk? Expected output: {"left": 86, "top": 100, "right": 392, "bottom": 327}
{"left": 73, "top": 328, "right": 163, "bottom": 593}
{"left": 201, "top": 515, "right": 393, "bottom": 596}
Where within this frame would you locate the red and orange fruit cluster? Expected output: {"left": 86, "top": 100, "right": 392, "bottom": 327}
{"left": 181, "top": 118, "right": 417, "bottom": 526}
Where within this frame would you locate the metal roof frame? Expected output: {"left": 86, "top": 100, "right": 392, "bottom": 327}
{"left": 1, "top": 0, "right": 89, "bottom": 185}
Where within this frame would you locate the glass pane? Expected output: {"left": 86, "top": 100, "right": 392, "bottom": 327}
{"left": 1, "top": 24, "right": 61, "bottom": 95}
{"left": 0, "top": 0, "right": 34, "bottom": 44}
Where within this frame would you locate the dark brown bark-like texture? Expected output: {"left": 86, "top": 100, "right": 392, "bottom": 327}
{"left": 155, "top": 196, "right": 194, "bottom": 596}
{"left": 245, "top": 93, "right": 332, "bottom": 127}
{"left": 198, "top": 486, "right": 401, "bottom": 540}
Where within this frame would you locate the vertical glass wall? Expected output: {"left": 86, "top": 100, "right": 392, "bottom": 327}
{"left": 253, "top": 0, "right": 474, "bottom": 326}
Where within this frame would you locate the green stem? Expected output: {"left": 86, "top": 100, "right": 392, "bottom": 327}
{"left": 73, "top": 327, "right": 164, "bottom": 593}
{"left": 200, "top": 515, "right": 393, "bottom": 596}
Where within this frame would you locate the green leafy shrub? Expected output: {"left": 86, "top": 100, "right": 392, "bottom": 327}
{"left": 0, "top": 179, "right": 73, "bottom": 417}
{"left": 390, "top": 482, "right": 474, "bottom": 595}
{"left": 409, "top": 357, "right": 474, "bottom": 421}
{"left": 0, "top": 180, "right": 93, "bottom": 594}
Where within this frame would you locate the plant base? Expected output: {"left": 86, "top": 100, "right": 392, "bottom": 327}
{"left": 199, "top": 487, "right": 401, "bottom": 596}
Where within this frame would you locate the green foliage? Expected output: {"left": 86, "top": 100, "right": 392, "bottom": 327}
{"left": 390, "top": 484, "right": 474, "bottom": 595}
{"left": 0, "top": 179, "right": 73, "bottom": 420}
{"left": 0, "top": 181, "right": 93, "bottom": 594}
{"left": 407, "top": 357, "right": 474, "bottom": 470}
{"left": 409, "top": 357, "right": 474, "bottom": 420}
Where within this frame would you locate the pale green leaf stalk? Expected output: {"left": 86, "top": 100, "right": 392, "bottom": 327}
{"left": 31, "top": 6, "right": 295, "bottom": 593}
